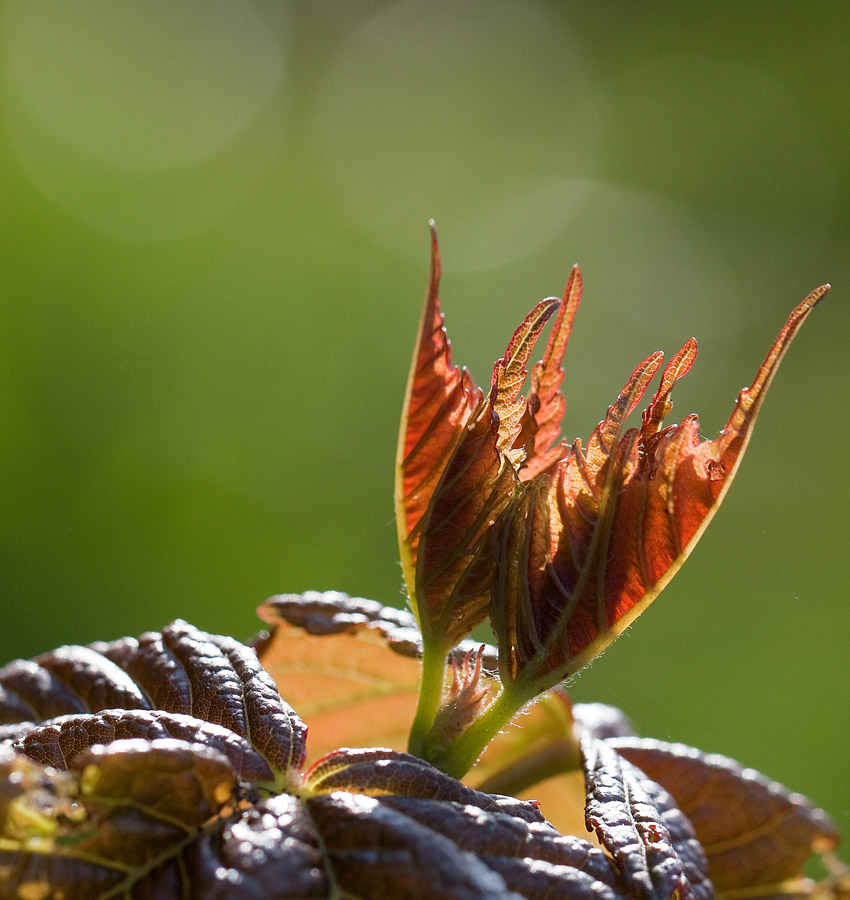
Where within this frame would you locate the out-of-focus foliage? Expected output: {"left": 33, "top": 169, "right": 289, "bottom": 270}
{"left": 0, "top": 0, "right": 847, "bottom": 838}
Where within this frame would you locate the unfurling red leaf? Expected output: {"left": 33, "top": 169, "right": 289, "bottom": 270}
{"left": 520, "top": 264, "right": 583, "bottom": 482}
{"left": 395, "top": 225, "right": 564, "bottom": 650}
{"left": 490, "top": 284, "right": 828, "bottom": 689}
{"left": 397, "top": 231, "right": 827, "bottom": 716}
{"left": 610, "top": 738, "right": 840, "bottom": 900}
{"left": 395, "top": 223, "right": 481, "bottom": 645}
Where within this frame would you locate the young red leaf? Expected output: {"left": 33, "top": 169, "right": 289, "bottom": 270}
{"left": 396, "top": 227, "right": 561, "bottom": 652}
{"left": 395, "top": 223, "right": 481, "bottom": 640}
{"left": 491, "top": 294, "right": 561, "bottom": 463}
{"left": 520, "top": 265, "right": 583, "bottom": 482}
{"left": 491, "top": 285, "right": 829, "bottom": 689}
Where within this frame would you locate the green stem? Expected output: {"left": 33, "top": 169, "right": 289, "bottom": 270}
{"left": 407, "top": 638, "right": 449, "bottom": 759}
{"left": 428, "top": 682, "right": 533, "bottom": 779}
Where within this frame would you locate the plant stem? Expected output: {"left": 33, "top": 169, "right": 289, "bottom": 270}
{"left": 407, "top": 639, "right": 449, "bottom": 759}
{"left": 428, "top": 682, "right": 532, "bottom": 779}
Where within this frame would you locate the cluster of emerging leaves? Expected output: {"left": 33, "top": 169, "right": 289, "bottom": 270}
{"left": 0, "top": 230, "right": 844, "bottom": 898}
{"left": 397, "top": 226, "right": 830, "bottom": 775}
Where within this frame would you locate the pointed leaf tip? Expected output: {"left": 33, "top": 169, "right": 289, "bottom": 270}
{"left": 395, "top": 228, "right": 479, "bottom": 632}
{"left": 642, "top": 338, "right": 698, "bottom": 437}
{"left": 521, "top": 265, "right": 584, "bottom": 480}
{"left": 491, "top": 295, "right": 560, "bottom": 458}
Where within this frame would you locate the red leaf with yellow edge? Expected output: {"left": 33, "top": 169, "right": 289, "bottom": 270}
{"left": 397, "top": 227, "right": 563, "bottom": 650}
{"left": 414, "top": 399, "right": 516, "bottom": 647}
{"left": 491, "top": 285, "right": 829, "bottom": 690}
{"left": 395, "top": 223, "right": 480, "bottom": 635}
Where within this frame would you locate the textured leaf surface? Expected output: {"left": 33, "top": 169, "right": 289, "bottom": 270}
{"left": 306, "top": 747, "right": 543, "bottom": 822}
{"left": 307, "top": 789, "right": 628, "bottom": 900}
{"left": 0, "top": 739, "right": 241, "bottom": 898}
{"left": 379, "top": 792, "right": 626, "bottom": 900}
{"left": 0, "top": 619, "right": 307, "bottom": 781}
{"left": 14, "top": 709, "right": 275, "bottom": 784}
{"left": 1, "top": 620, "right": 659, "bottom": 899}
{"left": 491, "top": 286, "right": 828, "bottom": 687}
{"left": 0, "top": 737, "right": 636, "bottom": 900}
{"left": 611, "top": 738, "right": 840, "bottom": 900}
{"left": 582, "top": 738, "right": 713, "bottom": 900}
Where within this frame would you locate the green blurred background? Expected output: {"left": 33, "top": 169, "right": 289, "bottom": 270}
{"left": 1, "top": 1, "right": 847, "bottom": 830}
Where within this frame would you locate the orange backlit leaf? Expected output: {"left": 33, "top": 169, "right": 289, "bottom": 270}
{"left": 257, "top": 591, "right": 424, "bottom": 764}
{"left": 398, "top": 232, "right": 564, "bottom": 650}
{"left": 395, "top": 223, "right": 480, "bottom": 631}
{"left": 491, "top": 295, "right": 560, "bottom": 463}
{"left": 492, "top": 285, "right": 828, "bottom": 689}
{"left": 520, "top": 265, "right": 583, "bottom": 482}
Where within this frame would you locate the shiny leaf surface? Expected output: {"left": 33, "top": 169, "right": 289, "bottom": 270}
{"left": 14, "top": 709, "right": 275, "bottom": 784}
{"left": 611, "top": 738, "right": 840, "bottom": 900}
{"left": 0, "top": 736, "right": 635, "bottom": 900}
{"left": 0, "top": 620, "right": 670, "bottom": 900}
{"left": 582, "top": 737, "right": 713, "bottom": 900}
{"left": 0, "top": 619, "right": 307, "bottom": 782}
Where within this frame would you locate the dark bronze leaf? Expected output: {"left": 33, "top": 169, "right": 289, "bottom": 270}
{"left": 306, "top": 746, "right": 545, "bottom": 822}
{"left": 0, "top": 620, "right": 307, "bottom": 782}
{"left": 0, "top": 619, "right": 666, "bottom": 899}
{"left": 379, "top": 793, "right": 627, "bottom": 900}
{"left": 610, "top": 738, "right": 840, "bottom": 900}
{"left": 306, "top": 791, "right": 531, "bottom": 900}
{"left": 0, "top": 738, "right": 240, "bottom": 898}
{"left": 14, "top": 709, "right": 275, "bottom": 784}
{"left": 582, "top": 738, "right": 713, "bottom": 900}
{"left": 0, "top": 735, "right": 642, "bottom": 900}
{"left": 0, "top": 651, "right": 148, "bottom": 723}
